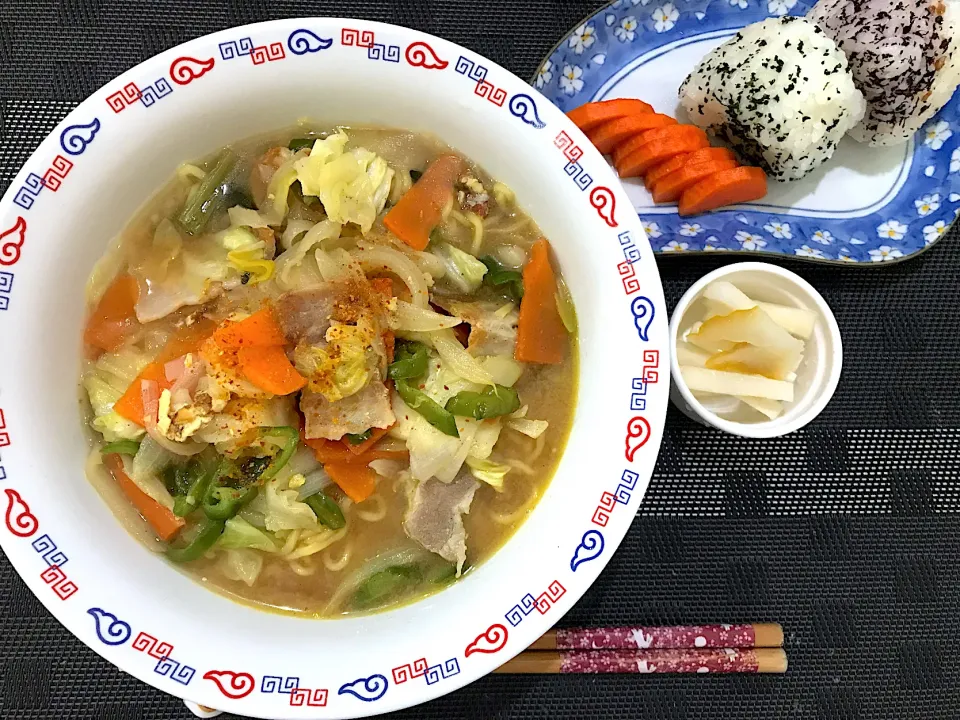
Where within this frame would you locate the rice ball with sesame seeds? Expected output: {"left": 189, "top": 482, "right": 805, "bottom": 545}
{"left": 809, "top": 0, "right": 960, "bottom": 146}
{"left": 679, "top": 16, "right": 866, "bottom": 181}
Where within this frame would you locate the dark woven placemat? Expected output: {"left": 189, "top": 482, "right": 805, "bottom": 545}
{"left": 2, "top": 1, "right": 959, "bottom": 718}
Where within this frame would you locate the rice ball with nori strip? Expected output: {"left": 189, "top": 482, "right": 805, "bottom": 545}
{"left": 809, "top": 0, "right": 960, "bottom": 146}
{"left": 679, "top": 16, "right": 866, "bottom": 180}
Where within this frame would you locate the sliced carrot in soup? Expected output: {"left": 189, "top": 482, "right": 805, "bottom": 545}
{"left": 104, "top": 454, "right": 184, "bottom": 541}
{"left": 515, "top": 238, "right": 566, "bottom": 365}
{"left": 384, "top": 154, "right": 465, "bottom": 251}
{"left": 84, "top": 274, "right": 140, "bottom": 353}
{"left": 238, "top": 345, "right": 307, "bottom": 395}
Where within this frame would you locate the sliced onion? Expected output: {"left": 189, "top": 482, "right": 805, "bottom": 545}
{"left": 354, "top": 246, "right": 429, "bottom": 307}
{"left": 507, "top": 418, "right": 549, "bottom": 439}
{"left": 392, "top": 300, "right": 462, "bottom": 332}
{"left": 432, "top": 329, "right": 494, "bottom": 385}
{"left": 412, "top": 251, "right": 446, "bottom": 280}
{"left": 228, "top": 206, "right": 272, "bottom": 229}
{"left": 281, "top": 219, "right": 317, "bottom": 251}
{"left": 297, "top": 469, "right": 333, "bottom": 500}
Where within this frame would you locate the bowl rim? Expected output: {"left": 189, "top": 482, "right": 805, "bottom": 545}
{"left": 0, "top": 16, "right": 670, "bottom": 718}
{"left": 669, "top": 261, "right": 843, "bottom": 438}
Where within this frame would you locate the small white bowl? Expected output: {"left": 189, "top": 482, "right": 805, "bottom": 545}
{"left": 669, "top": 262, "right": 842, "bottom": 438}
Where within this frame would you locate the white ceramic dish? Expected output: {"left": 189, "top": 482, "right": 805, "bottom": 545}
{"left": 0, "top": 18, "right": 669, "bottom": 719}
{"left": 669, "top": 262, "right": 842, "bottom": 438}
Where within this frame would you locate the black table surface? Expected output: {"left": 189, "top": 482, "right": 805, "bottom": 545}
{"left": 2, "top": 1, "right": 960, "bottom": 718}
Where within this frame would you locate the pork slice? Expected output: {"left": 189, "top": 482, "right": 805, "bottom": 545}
{"left": 439, "top": 300, "right": 518, "bottom": 357}
{"left": 301, "top": 380, "right": 396, "bottom": 440}
{"left": 275, "top": 286, "right": 342, "bottom": 346}
{"left": 403, "top": 469, "right": 479, "bottom": 573}
{"left": 276, "top": 281, "right": 388, "bottom": 346}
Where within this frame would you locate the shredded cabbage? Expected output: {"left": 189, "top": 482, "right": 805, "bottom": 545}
{"left": 218, "top": 516, "right": 278, "bottom": 552}
{"left": 219, "top": 548, "right": 264, "bottom": 586}
{"left": 468, "top": 418, "right": 502, "bottom": 460}
{"left": 254, "top": 477, "right": 319, "bottom": 532}
{"left": 221, "top": 227, "right": 274, "bottom": 284}
{"left": 84, "top": 352, "right": 148, "bottom": 442}
{"left": 481, "top": 355, "right": 523, "bottom": 387}
{"left": 129, "top": 438, "right": 177, "bottom": 509}
{"left": 433, "top": 242, "right": 487, "bottom": 293}
{"left": 294, "top": 132, "right": 394, "bottom": 232}
{"left": 466, "top": 457, "right": 510, "bottom": 490}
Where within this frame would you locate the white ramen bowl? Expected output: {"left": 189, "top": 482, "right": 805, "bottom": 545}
{"left": 0, "top": 18, "right": 668, "bottom": 718}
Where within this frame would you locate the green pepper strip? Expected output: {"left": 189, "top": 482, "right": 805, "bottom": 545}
{"left": 288, "top": 137, "right": 315, "bottom": 152}
{"left": 166, "top": 518, "right": 226, "bottom": 563}
{"left": 172, "top": 452, "right": 222, "bottom": 518}
{"left": 258, "top": 426, "right": 300, "bottom": 481}
{"left": 345, "top": 429, "right": 373, "bottom": 445}
{"left": 100, "top": 439, "right": 141, "bottom": 456}
{"left": 388, "top": 341, "right": 429, "bottom": 381}
{"left": 177, "top": 149, "right": 238, "bottom": 235}
{"left": 202, "top": 484, "right": 259, "bottom": 521}
{"left": 396, "top": 379, "right": 460, "bottom": 438}
{"left": 445, "top": 384, "right": 521, "bottom": 420}
{"left": 352, "top": 565, "right": 422, "bottom": 610}
{"left": 480, "top": 256, "right": 524, "bottom": 301}
{"left": 305, "top": 490, "right": 346, "bottom": 530}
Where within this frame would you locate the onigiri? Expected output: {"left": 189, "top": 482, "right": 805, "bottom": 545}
{"left": 809, "top": 0, "right": 960, "bottom": 146}
{"left": 679, "top": 16, "right": 866, "bottom": 180}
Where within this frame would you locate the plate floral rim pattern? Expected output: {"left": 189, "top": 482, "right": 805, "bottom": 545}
{"left": 534, "top": 0, "right": 959, "bottom": 265}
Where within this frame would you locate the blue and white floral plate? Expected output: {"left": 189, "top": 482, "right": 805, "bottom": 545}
{"left": 536, "top": 0, "right": 960, "bottom": 263}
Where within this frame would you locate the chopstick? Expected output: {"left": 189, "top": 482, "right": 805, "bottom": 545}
{"left": 529, "top": 623, "right": 784, "bottom": 650}
{"left": 495, "top": 648, "right": 788, "bottom": 674}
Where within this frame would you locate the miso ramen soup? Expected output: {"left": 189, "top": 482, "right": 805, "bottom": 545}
{"left": 80, "top": 126, "right": 578, "bottom": 617}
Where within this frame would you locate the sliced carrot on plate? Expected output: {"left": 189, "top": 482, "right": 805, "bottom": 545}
{"left": 651, "top": 158, "right": 739, "bottom": 204}
{"left": 679, "top": 166, "right": 768, "bottom": 216}
{"left": 384, "top": 154, "right": 465, "bottom": 251}
{"left": 586, "top": 114, "right": 677, "bottom": 154}
{"left": 613, "top": 125, "right": 709, "bottom": 169}
{"left": 566, "top": 99, "right": 654, "bottom": 132}
{"left": 644, "top": 147, "right": 738, "bottom": 190}
{"left": 617, "top": 133, "right": 711, "bottom": 179}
